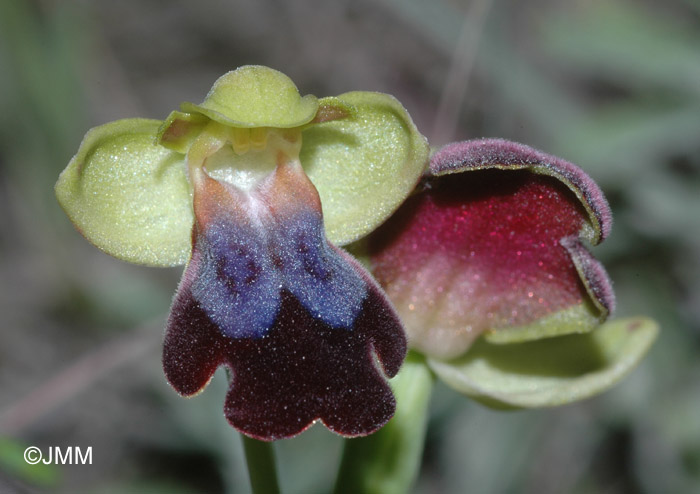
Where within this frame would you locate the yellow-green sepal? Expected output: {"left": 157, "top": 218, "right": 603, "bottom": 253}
{"left": 301, "top": 91, "right": 430, "bottom": 246}
{"left": 310, "top": 96, "right": 355, "bottom": 123}
{"left": 157, "top": 110, "right": 209, "bottom": 153}
{"left": 180, "top": 65, "right": 319, "bottom": 128}
{"left": 56, "top": 118, "right": 193, "bottom": 267}
{"left": 428, "top": 317, "right": 658, "bottom": 408}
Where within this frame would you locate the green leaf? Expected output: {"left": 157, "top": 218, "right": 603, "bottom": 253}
{"left": 180, "top": 65, "right": 318, "bottom": 129}
{"left": 56, "top": 119, "right": 193, "bottom": 267}
{"left": 0, "top": 438, "right": 59, "bottom": 487}
{"left": 301, "top": 91, "right": 429, "bottom": 246}
{"left": 543, "top": 2, "right": 700, "bottom": 98}
{"left": 429, "top": 317, "right": 658, "bottom": 408}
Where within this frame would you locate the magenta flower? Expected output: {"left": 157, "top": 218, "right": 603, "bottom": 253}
{"left": 370, "top": 138, "right": 615, "bottom": 357}
{"left": 56, "top": 66, "right": 656, "bottom": 441}
{"left": 366, "top": 139, "right": 655, "bottom": 408}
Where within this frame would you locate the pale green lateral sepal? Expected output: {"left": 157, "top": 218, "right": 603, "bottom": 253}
{"left": 310, "top": 96, "right": 355, "bottom": 123}
{"left": 56, "top": 118, "right": 193, "bottom": 267}
{"left": 180, "top": 65, "right": 318, "bottom": 128}
{"left": 301, "top": 91, "right": 430, "bottom": 246}
{"left": 429, "top": 317, "right": 658, "bottom": 409}
{"left": 157, "top": 110, "right": 209, "bottom": 153}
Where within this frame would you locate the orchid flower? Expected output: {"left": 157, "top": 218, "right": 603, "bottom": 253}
{"left": 56, "top": 66, "right": 656, "bottom": 443}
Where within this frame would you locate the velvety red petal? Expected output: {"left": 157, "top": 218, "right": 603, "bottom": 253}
{"left": 430, "top": 138, "right": 612, "bottom": 243}
{"left": 368, "top": 139, "right": 614, "bottom": 359}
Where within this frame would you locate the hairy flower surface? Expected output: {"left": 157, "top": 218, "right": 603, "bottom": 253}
{"left": 364, "top": 139, "right": 655, "bottom": 407}
{"left": 56, "top": 66, "right": 656, "bottom": 440}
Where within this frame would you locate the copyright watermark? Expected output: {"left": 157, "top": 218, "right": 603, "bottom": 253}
{"left": 23, "top": 446, "right": 92, "bottom": 465}
{"left": 23, "top": 446, "right": 42, "bottom": 464}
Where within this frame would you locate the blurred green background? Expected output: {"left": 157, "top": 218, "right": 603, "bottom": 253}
{"left": 1, "top": 0, "right": 699, "bottom": 492}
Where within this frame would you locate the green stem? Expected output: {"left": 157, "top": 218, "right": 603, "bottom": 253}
{"left": 241, "top": 435, "right": 281, "bottom": 494}
{"left": 333, "top": 352, "right": 434, "bottom": 494}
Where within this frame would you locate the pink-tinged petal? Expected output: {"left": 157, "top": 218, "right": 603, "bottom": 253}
{"left": 368, "top": 139, "right": 614, "bottom": 359}
{"left": 164, "top": 159, "right": 406, "bottom": 440}
{"left": 430, "top": 138, "right": 612, "bottom": 243}
{"left": 560, "top": 236, "right": 615, "bottom": 317}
